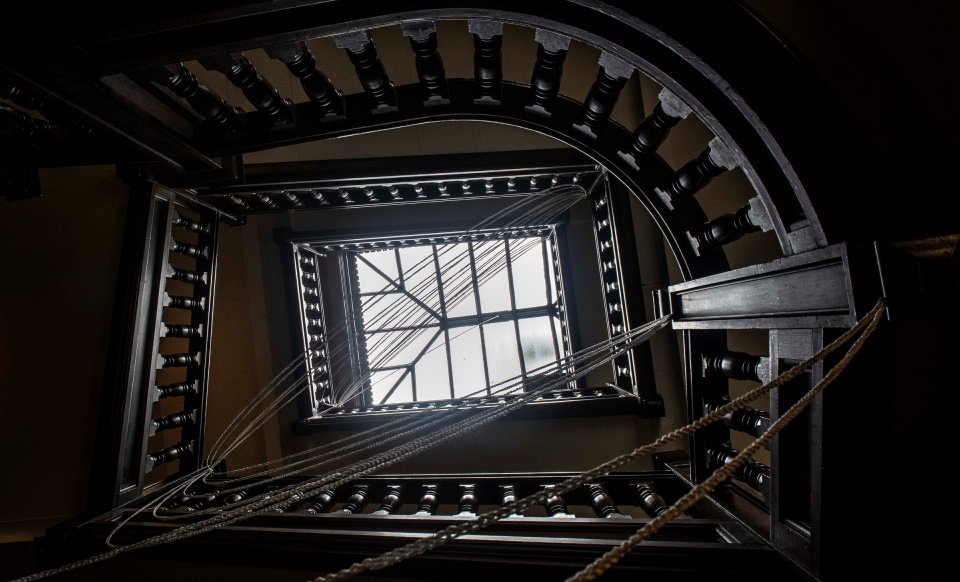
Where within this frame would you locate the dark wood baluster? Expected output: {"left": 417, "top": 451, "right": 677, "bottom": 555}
{"left": 500, "top": 484, "right": 520, "bottom": 516}
{"left": 145, "top": 441, "right": 194, "bottom": 472}
{"left": 163, "top": 292, "right": 206, "bottom": 311}
{"left": 0, "top": 103, "right": 64, "bottom": 148}
{"left": 255, "top": 193, "right": 279, "bottom": 209}
{"left": 161, "top": 323, "right": 204, "bottom": 338}
{"left": 703, "top": 350, "right": 766, "bottom": 382}
{"left": 1, "top": 81, "right": 93, "bottom": 137}
{"left": 157, "top": 352, "right": 200, "bottom": 368}
{"left": 586, "top": 483, "right": 629, "bottom": 518}
{"left": 372, "top": 484, "right": 403, "bottom": 515}
{"left": 456, "top": 484, "right": 478, "bottom": 516}
{"left": 688, "top": 200, "right": 765, "bottom": 255}
{"left": 149, "top": 409, "right": 196, "bottom": 436}
{"left": 708, "top": 443, "right": 772, "bottom": 501}
{"left": 658, "top": 138, "right": 738, "bottom": 209}
{"left": 146, "top": 63, "right": 242, "bottom": 132}
{"left": 282, "top": 192, "right": 304, "bottom": 208}
{"left": 573, "top": 52, "right": 633, "bottom": 138}
{"left": 540, "top": 487, "right": 574, "bottom": 518}
{"left": 402, "top": 21, "right": 448, "bottom": 103}
{"left": 154, "top": 380, "right": 199, "bottom": 401}
{"left": 468, "top": 20, "right": 503, "bottom": 103}
{"left": 621, "top": 88, "right": 691, "bottom": 167}
{"left": 272, "top": 492, "right": 305, "bottom": 513}
{"left": 414, "top": 484, "right": 439, "bottom": 515}
{"left": 221, "top": 489, "right": 249, "bottom": 506}
{"left": 339, "top": 484, "right": 370, "bottom": 514}
{"left": 527, "top": 30, "right": 570, "bottom": 115}
{"left": 631, "top": 481, "right": 669, "bottom": 517}
{"left": 227, "top": 195, "right": 251, "bottom": 210}
{"left": 335, "top": 32, "right": 396, "bottom": 110}
{"left": 169, "top": 238, "right": 208, "bottom": 259}
{"left": 706, "top": 397, "right": 772, "bottom": 438}
{"left": 265, "top": 42, "right": 343, "bottom": 117}
{"left": 172, "top": 212, "right": 211, "bottom": 234}
{"left": 198, "top": 53, "right": 292, "bottom": 124}
{"left": 302, "top": 490, "right": 336, "bottom": 513}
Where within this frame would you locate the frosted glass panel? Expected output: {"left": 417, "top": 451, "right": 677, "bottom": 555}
{"left": 510, "top": 238, "right": 549, "bottom": 309}
{"left": 437, "top": 243, "right": 477, "bottom": 317}
{"left": 414, "top": 333, "right": 451, "bottom": 401}
{"left": 518, "top": 316, "right": 558, "bottom": 373}
{"left": 366, "top": 327, "right": 436, "bottom": 368}
{"left": 357, "top": 250, "right": 399, "bottom": 291}
{"left": 476, "top": 240, "right": 512, "bottom": 313}
{"left": 370, "top": 368, "right": 406, "bottom": 404}
{"left": 449, "top": 326, "right": 486, "bottom": 398}
{"left": 399, "top": 245, "right": 438, "bottom": 303}
{"left": 482, "top": 321, "right": 522, "bottom": 392}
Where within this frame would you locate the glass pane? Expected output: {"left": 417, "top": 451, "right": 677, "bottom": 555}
{"left": 437, "top": 242, "right": 476, "bottom": 317}
{"left": 357, "top": 249, "right": 399, "bottom": 292}
{"left": 518, "top": 316, "right": 559, "bottom": 375}
{"left": 362, "top": 290, "right": 437, "bottom": 331}
{"left": 366, "top": 327, "right": 436, "bottom": 369}
{"left": 381, "top": 371, "right": 413, "bottom": 405}
{"left": 414, "top": 333, "right": 451, "bottom": 401}
{"left": 399, "top": 245, "right": 439, "bottom": 305}
{"left": 510, "top": 238, "right": 549, "bottom": 309}
{"left": 552, "top": 315, "right": 566, "bottom": 359}
{"left": 448, "top": 325, "right": 486, "bottom": 398}
{"left": 369, "top": 368, "right": 406, "bottom": 404}
{"left": 476, "top": 240, "right": 512, "bottom": 313}
{"left": 482, "top": 321, "right": 522, "bottom": 394}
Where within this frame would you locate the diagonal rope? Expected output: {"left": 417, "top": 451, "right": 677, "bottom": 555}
{"left": 311, "top": 298, "right": 886, "bottom": 582}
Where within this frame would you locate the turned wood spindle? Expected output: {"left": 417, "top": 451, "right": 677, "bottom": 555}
{"left": 689, "top": 202, "right": 762, "bottom": 254}
{"left": 339, "top": 484, "right": 370, "bottom": 514}
{"left": 632, "top": 481, "right": 669, "bottom": 517}
{"left": 704, "top": 351, "right": 766, "bottom": 382}
{"left": 705, "top": 397, "right": 771, "bottom": 438}
{"left": 166, "top": 264, "right": 208, "bottom": 285}
{"left": 662, "top": 137, "right": 738, "bottom": 203}
{"left": 265, "top": 42, "right": 343, "bottom": 116}
{"left": 402, "top": 21, "right": 448, "bottom": 102}
{"left": 0, "top": 103, "right": 62, "bottom": 148}
{"left": 1, "top": 81, "right": 92, "bottom": 136}
{"left": 146, "top": 441, "right": 194, "bottom": 472}
{"left": 154, "top": 380, "right": 198, "bottom": 401}
{"left": 574, "top": 52, "right": 632, "bottom": 138}
{"left": 708, "top": 443, "right": 771, "bottom": 501}
{"left": 303, "top": 490, "right": 336, "bottom": 513}
{"left": 170, "top": 239, "right": 208, "bottom": 259}
{"left": 151, "top": 63, "right": 241, "bottom": 131}
{"left": 149, "top": 409, "right": 196, "bottom": 435}
{"left": 414, "top": 484, "right": 439, "bottom": 515}
{"left": 164, "top": 292, "right": 205, "bottom": 311}
{"left": 372, "top": 484, "right": 403, "bottom": 515}
{"left": 157, "top": 352, "right": 200, "bottom": 368}
{"left": 625, "top": 88, "right": 691, "bottom": 160}
{"left": 469, "top": 20, "right": 503, "bottom": 102}
{"left": 500, "top": 484, "right": 520, "bottom": 516}
{"left": 161, "top": 323, "right": 204, "bottom": 338}
{"left": 540, "top": 487, "right": 574, "bottom": 518}
{"left": 198, "top": 53, "right": 292, "bottom": 123}
{"left": 172, "top": 212, "right": 211, "bottom": 234}
{"left": 528, "top": 30, "right": 570, "bottom": 114}
{"left": 456, "top": 484, "right": 478, "bottom": 516}
{"left": 587, "top": 483, "right": 629, "bottom": 518}
{"left": 335, "top": 32, "right": 396, "bottom": 110}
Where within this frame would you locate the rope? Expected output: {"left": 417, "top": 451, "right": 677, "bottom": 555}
{"left": 312, "top": 297, "right": 886, "bottom": 582}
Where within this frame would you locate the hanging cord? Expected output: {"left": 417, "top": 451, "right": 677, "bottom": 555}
{"left": 312, "top": 297, "right": 886, "bottom": 582}
{"left": 7, "top": 317, "right": 670, "bottom": 582}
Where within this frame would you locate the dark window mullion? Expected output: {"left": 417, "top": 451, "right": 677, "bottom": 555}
{"left": 394, "top": 248, "right": 405, "bottom": 291}
{"left": 432, "top": 245, "right": 448, "bottom": 319}
{"left": 544, "top": 237, "right": 563, "bottom": 367}
{"left": 467, "top": 242, "right": 492, "bottom": 396}
{"left": 377, "top": 366, "right": 411, "bottom": 405}
{"left": 443, "top": 329, "right": 455, "bottom": 399}
{"left": 504, "top": 239, "right": 528, "bottom": 384}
